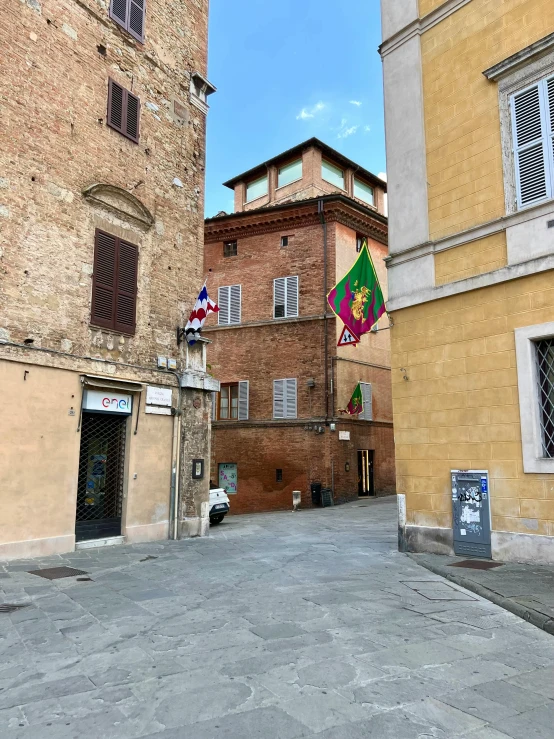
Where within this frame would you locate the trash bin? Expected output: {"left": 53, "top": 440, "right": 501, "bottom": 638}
{"left": 311, "top": 482, "right": 322, "bottom": 506}
{"left": 321, "top": 487, "right": 334, "bottom": 507}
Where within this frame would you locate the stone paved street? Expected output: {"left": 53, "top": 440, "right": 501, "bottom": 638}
{"left": 2, "top": 498, "right": 554, "bottom": 738}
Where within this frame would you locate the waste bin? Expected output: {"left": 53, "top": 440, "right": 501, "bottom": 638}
{"left": 321, "top": 488, "right": 334, "bottom": 507}
{"left": 311, "top": 482, "right": 322, "bottom": 506}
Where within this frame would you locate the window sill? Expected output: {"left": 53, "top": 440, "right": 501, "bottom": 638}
{"left": 89, "top": 324, "right": 135, "bottom": 338}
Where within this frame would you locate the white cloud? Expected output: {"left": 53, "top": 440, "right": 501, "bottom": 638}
{"left": 338, "top": 124, "right": 359, "bottom": 139}
{"left": 364, "top": 125, "right": 371, "bottom": 133}
{"left": 349, "top": 100, "right": 362, "bottom": 107}
{"left": 296, "top": 101, "right": 325, "bottom": 120}
{"left": 377, "top": 172, "right": 387, "bottom": 182}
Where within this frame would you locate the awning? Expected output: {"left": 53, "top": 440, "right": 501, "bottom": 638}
{"left": 81, "top": 374, "right": 143, "bottom": 392}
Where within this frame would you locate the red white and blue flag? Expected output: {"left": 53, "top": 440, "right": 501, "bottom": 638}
{"left": 185, "top": 282, "right": 219, "bottom": 345}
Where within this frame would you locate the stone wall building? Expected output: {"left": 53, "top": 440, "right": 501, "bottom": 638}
{"left": 381, "top": 0, "right": 554, "bottom": 563}
{"left": 204, "top": 139, "right": 396, "bottom": 514}
{"left": 0, "top": 0, "right": 217, "bottom": 559}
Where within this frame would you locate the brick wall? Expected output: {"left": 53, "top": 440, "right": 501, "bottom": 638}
{"left": 0, "top": 0, "right": 209, "bottom": 365}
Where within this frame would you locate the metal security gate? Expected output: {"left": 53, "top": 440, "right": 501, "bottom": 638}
{"left": 75, "top": 413, "right": 127, "bottom": 542}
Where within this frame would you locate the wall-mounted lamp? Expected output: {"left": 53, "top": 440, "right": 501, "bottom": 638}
{"left": 345, "top": 462, "right": 350, "bottom": 472}
{"left": 306, "top": 378, "right": 315, "bottom": 388}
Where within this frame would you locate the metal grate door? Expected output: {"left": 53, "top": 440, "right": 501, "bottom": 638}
{"left": 75, "top": 413, "right": 127, "bottom": 541}
{"left": 537, "top": 339, "right": 554, "bottom": 458}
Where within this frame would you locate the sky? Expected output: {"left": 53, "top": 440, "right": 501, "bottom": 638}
{"left": 204, "top": 0, "right": 385, "bottom": 217}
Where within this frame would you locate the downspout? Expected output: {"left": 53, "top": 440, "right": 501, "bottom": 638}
{"left": 166, "top": 370, "right": 182, "bottom": 541}
{"left": 318, "top": 199, "right": 329, "bottom": 421}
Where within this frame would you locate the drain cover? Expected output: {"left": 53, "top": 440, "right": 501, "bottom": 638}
{"left": 448, "top": 560, "right": 503, "bottom": 570}
{"left": 28, "top": 567, "right": 88, "bottom": 580}
{"left": 0, "top": 604, "right": 28, "bottom": 613}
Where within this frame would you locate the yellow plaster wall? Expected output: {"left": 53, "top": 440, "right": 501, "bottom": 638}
{"left": 435, "top": 232, "right": 508, "bottom": 285}
{"left": 419, "top": 0, "right": 450, "bottom": 16}
{"left": 391, "top": 270, "right": 554, "bottom": 535}
{"left": 421, "top": 0, "right": 554, "bottom": 240}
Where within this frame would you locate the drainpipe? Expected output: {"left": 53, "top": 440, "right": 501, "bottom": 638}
{"left": 318, "top": 199, "right": 329, "bottom": 421}
{"left": 166, "top": 370, "right": 182, "bottom": 540}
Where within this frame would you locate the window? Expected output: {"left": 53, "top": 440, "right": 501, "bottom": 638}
{"left": 274, "top": 276, "right": 298, "bottom": 319}
{"left": 278, "top": 159, "right": 302, "bottom": 188}
{"left": 223, "top": 240, "right": 237, "bottom": 257}
{"left": 356, "top": 234, "right": 367, "bottom": 253}
{"left": 218, "top": 285, "right": 241, "bottom": 325}
{"left": 354, "top": 178, "right": 374, "bottom": 206}
{"left": 246, "top": 175, "right": 268, "bottom": 202}
{"left": 280, "top": 236, "right": 289, "bottom": 247}
{"left": 212, "top": 382, "right": 248, "bottom": 421}
{"left": 510, "top": 75, "right": 554, "bottom": 209}
{"left": 91, "top": 229, "right": 138, "bottom": 334}
{"left": 276, "top": 469, "right": 283, "bottom": 483}
{"left": 322, "top": 160, "right": 344, "bottom": 189}
{"left": 107, "top": 79, "right": 140, "bottom": 143}
{"left": 537, "top": 339, "right": 554, "bottom": 458}
{"left": 273, "top": 379, "right": 297, "bottom": 419}
{"left": 109, "top": 0, "right": 145, "bottom": 43}
{"left": 515, "top": 322, "right": 554, "bottom": 473}
{"left": 358, "top": 383, "right": 373, "bottom": 421}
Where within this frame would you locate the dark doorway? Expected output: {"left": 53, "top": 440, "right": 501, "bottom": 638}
{"left": 358, "top": 450, "right": 374, "bottom": 497}
{"left": 75, "top": 413, "right": 127, "bottom": 541}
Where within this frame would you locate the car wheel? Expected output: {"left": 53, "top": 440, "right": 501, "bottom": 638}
{"left": 210, "top": 514, "right": 224, "bottom": 525}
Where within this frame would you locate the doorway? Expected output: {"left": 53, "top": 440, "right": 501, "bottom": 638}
{"left": 75, "top": 412, "right": 127, "bottom": 542}
{"left": 358, "top": 450, "right": 374, "bottom": 497}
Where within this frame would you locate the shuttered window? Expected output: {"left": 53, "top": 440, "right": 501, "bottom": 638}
{"left": 218, "top": 285, "right": 241, "bottom": 325}
{"left": 274, "top": 276, "right": 299, "bottom": 319}
{"left": 107, "top": 79, "right": 140, "bottom": 143}
{"left": 91, "top": 229, "right": 138, "bottom": 334}
{"left": 359, "top": 383, "right": 373, "bottom": 421}
{"left": 273, "top": 379, "right": 297, "bottom": 419}
{"left": 109, "top": 0, "right": 146, "bottom": 42}
{"left": 510, "top": 76, "right": 554, "bottom": 209}
{"left": 213, "top": 381, "right": 248, "bottom": 421}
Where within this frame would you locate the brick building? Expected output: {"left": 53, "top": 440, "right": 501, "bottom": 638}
{"left": 204, "top": 139, "right": 396, "bottom": 514}
{"left": 0, "top": 0, "right": 218, "bottom": 559}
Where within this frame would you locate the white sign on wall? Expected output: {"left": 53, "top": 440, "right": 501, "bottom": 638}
{"left": 145, "top": 405, "right": 172, "bottom": 416}
{"left": 146, "top": 386, "right": 173, "bottom": 407}
{"left": 339, "top": 431, "right": 351, "bottom": 441}
{"left": 83, "top": 390, "right": 133, "bottom": 415}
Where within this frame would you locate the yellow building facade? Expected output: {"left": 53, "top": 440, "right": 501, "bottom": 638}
{"left": 380, "top": 0, "right": 554, "bottom": 562}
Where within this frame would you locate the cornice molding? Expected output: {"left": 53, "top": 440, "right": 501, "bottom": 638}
{"left": 82, "top": 183, "right": 154, "bottom": 229}
{"left": 379, "top": 0, "right": 472, "bottom": 58}
{"left": 483, "top": 32, "right": 554, "bottom": 81}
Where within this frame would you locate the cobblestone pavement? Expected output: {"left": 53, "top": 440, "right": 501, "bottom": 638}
{"left": 1, "top": 498, "right": 554, "bottom": 739}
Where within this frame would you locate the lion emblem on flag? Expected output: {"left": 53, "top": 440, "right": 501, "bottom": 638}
{"left": 351, "top": 285, "right": 371, "bottom": 321}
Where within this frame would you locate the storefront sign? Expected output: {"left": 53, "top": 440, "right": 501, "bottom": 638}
{"left": 218, "top": 463, "right": 237, "bottom": 494}
{"left": 83, "top": 390, "right": 133, "bottom": 415}
{"left": 146, "top": 385, "right": 173, "bottom": 407}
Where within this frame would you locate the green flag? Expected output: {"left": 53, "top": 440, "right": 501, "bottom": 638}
{"left": 345, "top": 383, "right": 363, "bottom": 415}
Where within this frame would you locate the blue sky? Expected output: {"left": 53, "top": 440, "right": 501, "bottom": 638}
{"left": 204, "top": 0, "right": 385, "bottom": 217}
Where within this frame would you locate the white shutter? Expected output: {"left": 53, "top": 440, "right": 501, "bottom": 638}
{"left": 230, "top": 284, "right": 241, "bottom": 324}
{"left": 211, "top": 391, "right": 217, "bottom": 420}
{"left": 511, "top": 82, "right": 550, "bottom": 208}
{"left": 273, "top": 379, "right": 284, "bottom": 418}
{"left": 238, "top": 381, "right": 249, "bottom": 420}
{"left": 218, "top": 286, "right": 229, "bottom": 325}
{"left": 285, "top": 379, "right": 297, "bottom": 418}
{"left": 359, "top": 382, "right": 373, "bottom": 421}
{"left": 286, "top": 276, "right": 298, "bottom": 317}
{"left": 548, "top": 77, "right": 554, "bottom": 185}
{"left": 274, "top": 277, "right": 286, "bottom": 318}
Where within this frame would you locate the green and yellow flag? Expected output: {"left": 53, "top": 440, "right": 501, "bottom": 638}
{"left": 327, "top": 239, "right": 386, "bottom": 338}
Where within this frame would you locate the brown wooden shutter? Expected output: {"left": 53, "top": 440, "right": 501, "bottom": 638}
{"left": 109, "top": 0, "right": 127, "bottom": 28}
{"left": 125, "top": 91, "right": 140, "bottom": 143}
{"left": 107, "top": 79, "right": 125, "bottom": 135}
{"left": 91, "top": 230, "right": 117, "bottom": 329}
{"left": 115, "top": 239, "right": 138, "bottom": 333}
{"left": 128, "top": 0, "right": 145, "bottom": 42}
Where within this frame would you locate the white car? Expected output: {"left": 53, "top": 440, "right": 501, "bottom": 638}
{"left": 209, "top": 487, "right": 230, "bottom": 525}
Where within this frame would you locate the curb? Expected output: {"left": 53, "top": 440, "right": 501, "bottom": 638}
{"left": 407, "top": 553, "right": 554, "bottom": 637}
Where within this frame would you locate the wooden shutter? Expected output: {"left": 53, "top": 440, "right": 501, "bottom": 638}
{"left": 125, "top": 91, "right": 140, "bottom": 143}
{"left": 511, "top": 83, "right": 549, "bottom": 207}
{"left": 238, "top": 381, "right": 249, "bottom": 420}
{"left": 274, "top": 277, "right": 285, "bottom": 318}
{"left": 218, "top": 286, "right": 229, "bottom": 324}
{"left": 286, "top": 276, "right": 298, "bottom": 317}
{"left": 115, "top": 239, "right": 138, "bottom": 333}
{"left": 230, "top": 285, "right": 241, "bottom": 324}
{"left": 285, "top": 379, "right": 297, "bottom": 418}
{"left": 107, "top": 79, "right": 125, "bottom": 135}
{"left": 359, "top": 383, "right": 373, "bottom": 421}
{"left": 128, "top": 0, "right": 145, "bottom": 42}
{"left": 273, "top": 379, "right": 284, "bottom": 418}
{"left": 109, "top": 0, "right": 127, "bottom": 28}
{"left": 91, "top": 230, "right": 117, "bottom": 329}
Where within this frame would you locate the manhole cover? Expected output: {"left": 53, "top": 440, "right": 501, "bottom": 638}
{"left": 28, "top": 567, "right": 88, "bottom": 580}
{"left": 448, "top": 560, "right": 504, "bottom": 570}
{"left": 0, "top": 604, "right": 28, "bottom": 613}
